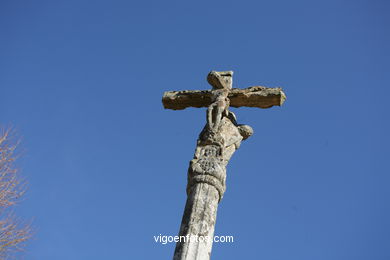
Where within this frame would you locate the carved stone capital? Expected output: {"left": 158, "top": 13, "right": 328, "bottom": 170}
{"left": 186, "top": 113, "right": 252, "bottom": 201}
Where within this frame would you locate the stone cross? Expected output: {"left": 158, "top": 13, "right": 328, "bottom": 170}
{"left": 162, "top": 71, "right": 286, "bottom": 260}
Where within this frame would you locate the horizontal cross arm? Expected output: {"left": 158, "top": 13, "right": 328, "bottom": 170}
{"left": 162, "top": 86, "right": 286, "bottom": 110}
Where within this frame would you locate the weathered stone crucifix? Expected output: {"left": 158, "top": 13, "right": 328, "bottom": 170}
{"left": 162, "top": 71, "right": 286, "bottom": 260}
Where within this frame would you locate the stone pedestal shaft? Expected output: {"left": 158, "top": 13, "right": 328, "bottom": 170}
{"left": 173, "top": 182, "right": 219, "bottom": 260}
{"left": 173, "top": 113, "right": 252, "bottom": 260}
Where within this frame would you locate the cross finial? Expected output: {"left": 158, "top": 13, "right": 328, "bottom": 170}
{"left": 207, "top": 70, "right": 233, "bottom": 90}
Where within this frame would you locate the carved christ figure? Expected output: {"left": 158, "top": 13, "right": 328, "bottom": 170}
{"left": 206, "top": 71, "right": 233, "bottom": 131}
{"left": 206, "top": 89, "right": 229, "bottom": 131}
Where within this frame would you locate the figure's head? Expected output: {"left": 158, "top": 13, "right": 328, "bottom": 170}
{"left": 207, "top": 71, "right": 233, "bottom": 90}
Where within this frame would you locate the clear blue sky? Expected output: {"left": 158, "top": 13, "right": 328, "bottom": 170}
{"left": 1, "top": 0, "right": 389, "bottom": 259}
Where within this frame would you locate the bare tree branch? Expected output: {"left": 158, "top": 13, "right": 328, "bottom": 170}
{"left": 0, "top": 129, "right": 31, "bottom": 259}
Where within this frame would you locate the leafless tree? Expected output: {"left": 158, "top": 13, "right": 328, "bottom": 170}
{"left": 0, "top": 129, "right": 31, "bottom": 259}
